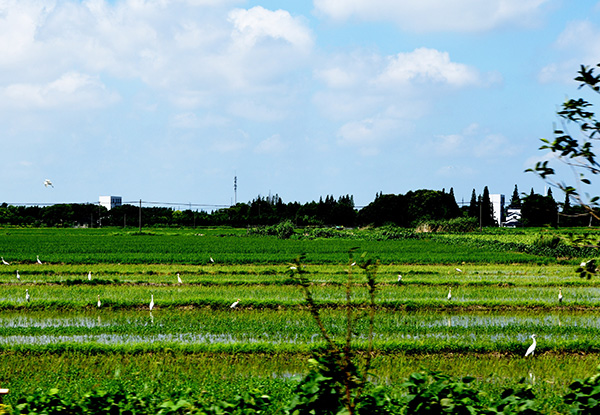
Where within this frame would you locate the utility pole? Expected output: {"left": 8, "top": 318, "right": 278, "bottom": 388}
{"left": 139, "top": 199, "right": 142, "bottom": 233}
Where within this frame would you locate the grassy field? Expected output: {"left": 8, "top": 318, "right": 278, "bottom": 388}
{"left": 0, "top": 226, "right": 600, "bottom": 413}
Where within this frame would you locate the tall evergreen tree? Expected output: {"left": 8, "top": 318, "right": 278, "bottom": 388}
{"left": 509, "top": 185, "right": 521, "bottom": 208}
{"left": 481, "top": 186, "right": 496, "bottom": 226}
{"left": 468, "top": 189, "right": 478, "bottom": 218}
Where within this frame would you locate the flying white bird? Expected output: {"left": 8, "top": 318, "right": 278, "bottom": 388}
{"left": 525, "top": 334, "right": 537, "bottom": 357}
{"left": 88, "top": 271, "right": 92, "bottom": 281}
{"left": 455, "top": 268, "right": 463, "bottom": 273}
{"left": 230, "top": 298, "right": 240, "bottom": 308}
{"left": 447, "top": 287, "right": 452, "bottom": 301}
{"left": 97, "top": 295, "right": 101, "bottom": 308}
{"left": 149, "top": 294, "right": 154, "bottom": 311}
{"left": 558, "top": 287, "right": 563, "bottom": 303}
{"left": 44, "top": 179, "right": 54, "bottom": 188}
{"left": 25, "top": 289, "right": 30, "bottom": 302}
{"left": 1, "top": 257, "right": 9, "bottom": 265}
{"left": 16, "top": 270, "right": 20, "bottom": 281}
{"left": 177, "top": 273, "right": 182, "bottom": 284}
{"left": 397, "top": 274, "right": 402, "bottom": 282}
{"left": 36, "top": 255, "right": 42, "bottom": 265}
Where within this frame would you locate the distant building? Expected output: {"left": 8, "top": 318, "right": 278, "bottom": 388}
{"left": 99, "top": 196, "right": 122, "bottom": 211}
{"left": 504, "top": 208, "right": 522, "bottom": 227}
{"left": 490, "top": 194, "right": 505, "bottom": 226}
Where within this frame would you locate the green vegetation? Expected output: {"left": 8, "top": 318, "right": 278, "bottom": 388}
{"left": 0, "top": 226, "right": 600, "bottom": 414}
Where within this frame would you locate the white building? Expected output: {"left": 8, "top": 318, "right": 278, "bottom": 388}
{"left": 99, "top": 196, "right": 122, "bottom": 211}
{"left": 504, "top": 208, "right": 522, "bottom": 227}
{"left": 490, "top": 194, "right": 505, "bottom": 226}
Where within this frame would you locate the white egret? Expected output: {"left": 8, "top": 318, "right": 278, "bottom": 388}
{"left": 397, "top": 274, "right": 402, "bottom": 282}
{"left": 44, "top": 179, "right": 54, "bottom": 188}
{"left": 16, "top": 270, "right": 20, "bottom": 281}
{"left": 525, "top": 334, "right": 537, "bottom": 357}
{"left": 230, "top": 298, "right": 240, "bottom": 308}
{"left": 36, "top": 255, "right": 42, "bottom": 265}
{"left": 289, "top": 266, "right": 297, "bottom": 270}
{"left": 455, "top": 268, "right": 463, "bottom": 273}
{"left": 351, "top": 262, "right": 356, "bottom": 266}
{"left": 177, "top": 273, "right": 182, "bottom": 284}
{"left": 149, "top": 294, "right": 154, "bottom": 311}
{"left": 97, "top": 295, "right": 101, "bottom": 308}
{"left": 558, "top": 287, "right": 563, "bottom": 303}
{"left": 447, "top": 287, "right": 452, "bottom": 301}
{"left": 88, "top": 271, "right": 92, "bottom": 281}
{"left": 1, "top": 257, "right": 9, "bottom": 265}
{"left": 210, "top": 257, "right": 214, "bottom": 263}
{"left": 25, "top": 289, "right": 30, "bottom": 302}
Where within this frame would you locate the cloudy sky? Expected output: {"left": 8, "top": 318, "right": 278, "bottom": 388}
{"left": 2, "top": 0, "right": 600, "bottom": 209}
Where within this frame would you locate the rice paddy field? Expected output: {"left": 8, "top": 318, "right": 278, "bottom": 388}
{"left": 1, "top": 226, "right": 600, "bottom": 413}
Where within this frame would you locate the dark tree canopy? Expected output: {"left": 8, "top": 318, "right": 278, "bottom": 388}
{"left": 521, "top": 192, "right": 558, "bottom": 227}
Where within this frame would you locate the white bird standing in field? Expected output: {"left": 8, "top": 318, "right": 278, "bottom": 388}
{"left": 43, "top": 179, "right": 53, "bottom": 188}
{"left": 177, "top": 273, "right": 182, "bottom": 284}
{"left": 289, "top": 266, "right": 297, "bottom": 270}
{"left": 16, "top": 270, "right": 20, "bottom": 281}
{"left": 36, "top": 255, "right": 42, "bottom": 265}
{"left": 447, "top": 287, "right": 452, "bottom": 301}
{"left": 525, "top": 334, "right": 537, "bottom": 357}
{"left": 455, "top": 268, "right": 463, "bottom": 273}
{"left": 1, "top": 257, "right": 9, "bottom": 265}
{"left": 97, "top": 295, "right": 101, "bottom": 308}
{"left": 397, "top": 274, "right": 402, "bottom": 282}
{"left": 149, "top": 294, "right": 154, "bottom": 311}
{"left": 230, "top": 298, "right": 240, "bottom": 308}
{"left": 25, "top": 289, "right": 30, "bottom": 302}
{"left": 558, "top": 287, "right": 563, "bottom": 303}
{"left": 88, "top": 271, "right": 92, "bottom": 281}
{"left": 210, "top": 257, "right": 215, "bottom": 263}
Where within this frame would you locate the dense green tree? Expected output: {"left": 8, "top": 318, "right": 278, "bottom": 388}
{"left": 521, "top": 192, "right": 558, "bottom": 227}
{"left": 468, "top": 189, "right": 478, "bottom": 218}
{"left": 481, "top": 186, "right": 496, "bottom": 227}
{"left": 509, "top": 184, "right": 521, "bottom": 208}
{"left": 357, "top": 193, "right": 407, "bottom": 227}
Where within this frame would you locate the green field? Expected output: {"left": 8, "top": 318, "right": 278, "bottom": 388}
{"left": 1, "top": 227, "right": 600, "bottom": 413}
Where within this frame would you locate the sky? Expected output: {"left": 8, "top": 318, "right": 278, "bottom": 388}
{"left": 2, "top": 0, "right": 600, "bottom": 209}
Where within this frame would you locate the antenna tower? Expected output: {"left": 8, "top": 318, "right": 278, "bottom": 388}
{"left": 234, "top": 174, "right": 237, "bottom": 205}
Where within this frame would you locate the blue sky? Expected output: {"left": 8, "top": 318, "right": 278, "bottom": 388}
{"left": 2, "top": 0, "right": 600, "bottom": 209}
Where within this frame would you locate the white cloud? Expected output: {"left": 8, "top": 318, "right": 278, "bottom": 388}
{"left": 539, "top": 20, "right": 600, "bottom": 84}
{"left": 228, "top": 6, "right": 313, "bottom": 51}
{"left": 0, "top": 72, "right": 119, "bottom": 109}
{"left": 314, "top": 67, "right": 358, "bottom": 89}
{"left": 337, "top": 116, "right": 410, "bottom": 155}
{"left": 0, "top": 1, "right": 313, "bottom": 111}
{"left": 427, "top": 124, "right": 518, "bottom": 159}
{"left": 376, "top": 48, "right": 484, "bottom": 88}
{"left": 313, "top": 0, "right": 550, "bottom": 32}
{"left": 254, "top": 134, "right": 286, "bottom": 154}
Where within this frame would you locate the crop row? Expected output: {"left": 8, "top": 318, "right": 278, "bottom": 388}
{"left": 0, "top": 308, "right": 598, "bottom": 354}
{"left": 0, "top": 229, "right": 559, "bottom": 265}
{"left": 0, "top": 283, "right": 594, "bottom": 308}
{"left": 2, "top": 350, "right": 600, "bottom": 413}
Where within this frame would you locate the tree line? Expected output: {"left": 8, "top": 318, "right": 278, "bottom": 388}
{"left": 0, "top": 186, "right": 593, "bottom": 228}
